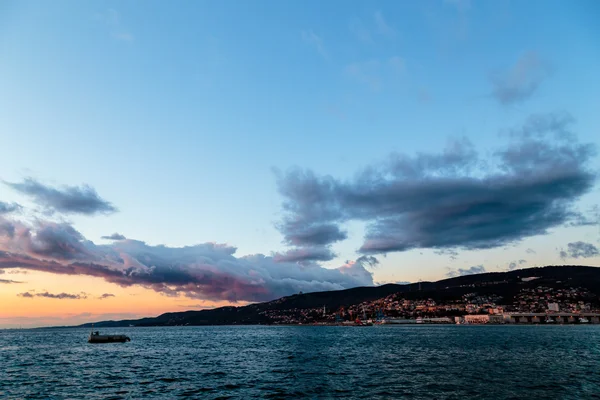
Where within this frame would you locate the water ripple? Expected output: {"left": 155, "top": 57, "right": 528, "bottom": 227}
{"left": 1, "top": 326, "right": 600, "bottom": 399}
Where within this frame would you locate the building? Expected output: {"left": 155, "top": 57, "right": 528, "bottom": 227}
{"left": 464, "top": 314, "right": 490, "bottom": 324}
{"left": 548, "top": 302, "right": 560, "bottom": 312}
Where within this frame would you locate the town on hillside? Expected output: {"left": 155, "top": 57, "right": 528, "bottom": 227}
{"left": 259, "top": 277, "right": 600, "bottom": 325}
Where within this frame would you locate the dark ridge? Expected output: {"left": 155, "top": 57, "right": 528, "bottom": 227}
{"left": 77, "top": 265, "right": 599, "bottom": 327}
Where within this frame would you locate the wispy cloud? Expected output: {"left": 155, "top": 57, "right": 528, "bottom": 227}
{"left": 301, "top": 30, "right": 328, "bottom": 60}
{"left": 101, "top": 233, "right": 126, "bottom": 241}
{"left": 444, "top": 0, "right": 470, "bottom": 38}
{"left": 490, "top": 51, "right": 551, "bottom": 105}
{"left": 344, "top": 56, "right": 404, "bottom": 90}
{"left": 0, "top": 201, "right": 21, "bottom": 215}
{"left": 444, "top": 0, "right": 471, "bottom": 12}
{"left": 446, "top": 265, "right": 486, "bottom": 278}
{"left": 435, "top": 248, "right": 458, "bottom": 261}
{"left": 374, "top": 11, "right": 395, "bottom": 36}
{"left": 388, "top": 56, "right": 405, "bottom": 73}
{"left": 345, "top": 60, "right": 382, "bottom": 90}
{"left": 349, "top": 19, "right": 373, "bottom": 44}
{"left": 96, "top": 8, "right": 134, "bottom": 43}
{"left": 18, "top": 291, "right": 87, "bottom": 300}
{"left": 351, "top": 11, "right": 396, "bottom": 43}
{"left": 0, "top": 278, "right": 22, "bottom": 284}
{"left": 98, "top": 293, "right": 115, "bottom": 299}
{"left": 4, "top": 178, "right": 117, "bottom": 216}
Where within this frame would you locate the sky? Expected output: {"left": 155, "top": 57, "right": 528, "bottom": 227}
{"left": 1, "top": 0, "right": 599, "bottom": 328}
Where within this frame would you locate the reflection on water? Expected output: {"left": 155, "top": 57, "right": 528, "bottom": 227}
{"left": 1, "top": 325, "right": 599, "bottom": 399}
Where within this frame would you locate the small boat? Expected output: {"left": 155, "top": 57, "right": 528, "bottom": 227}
{"left": 354, "top": 318, "right": 373, "bottom": 326}
{"left": 579, "top": 317, "right": 589, "bottom": 324}
{"left": 88, "top": 326, "right": 130, "bottom": 343}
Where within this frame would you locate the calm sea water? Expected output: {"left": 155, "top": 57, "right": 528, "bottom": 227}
{"left": 1, "top": 325, "right": 599, "bottom": 399}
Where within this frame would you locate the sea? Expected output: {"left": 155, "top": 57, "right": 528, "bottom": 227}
{"left": 1, "top": 325, "right": 599, "bottom": 399}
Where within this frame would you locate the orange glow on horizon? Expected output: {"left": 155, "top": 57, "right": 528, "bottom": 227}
{"left": 0, "top": 271, "right": 248, "bottom": 328}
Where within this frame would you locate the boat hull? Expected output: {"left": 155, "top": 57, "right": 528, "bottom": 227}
{"left": 88, "top": 335, "right": 130, "bottom": 343}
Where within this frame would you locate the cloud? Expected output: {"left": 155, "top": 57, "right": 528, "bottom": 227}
{"left": 444, "top": 0, "right": 471, "bottom": 11}
{"left": 0, "top": 201, "right": 21, "bottom": 215}
{"left": 273, "top": 247, "right": 336, "bottom": 263}
{"left": 345, "top": 60, "right": 382, "bottom": 90}
{"left": 561, "top": 241, "right": 599, "bottom": 259}
{"left": 388, "top": 56, "right": 404, "bottom": 73}
{"left": 301, "top": 30, "right": 328, "bottom": 60}
{"left": 0, "top": 220, "right": 95, "bottom": 261}
{"left": 490, "top": 51, "right": 551, "bottom": 105}
{"left": 350, "top": 12, "right": 395, "bottom": 44}
{"left": 112, "top": 32, "right": 134, "bottom": 43}
{"left": 344, "top": 56, "right": 405, "bottom": 90}
{"left": 435, "top": 248, "right": 459, "bottom": 260}
{"left": 276, "top": 113, "right": 596, "bottom": 256}
{"left": 0, "top": 278, "right": 22, "bottom": 284}
{"left": 508, "top": 259, "right": 528, "bottom": 270}
{"left": 355, "top": 255, "right": 379, "bottom": 269}
{"left": 374, "top": 11, "right": 395, "bottom": 36}
{"left": 102, "top": 233, "right": 126, "bottom": 241}
{"left": 98, "top": 293, "right": 115, "bottom": 299}
{"left": 447, "top": 265, "right": 486, "bottom": 278}
{"left": 526, "top": 248, "right": 536, "bottom": 254}
{"left": 0, "top": 217, "right": 373, "bottom": 302}
{"left": 4, "top": 178, "right": 117, "bottom": 216}
{"left": 96, "top": 9, "right": 134, "bottom": 43}
{"left": 18, "top": 291, "right": 87, "bottom": 299}
{"left": 349, "top": 19, "right": 373, "bottom": 44}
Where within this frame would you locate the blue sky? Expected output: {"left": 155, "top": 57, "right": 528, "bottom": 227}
{"left": 1, "top": 0, "right": 600, "bottom": 315}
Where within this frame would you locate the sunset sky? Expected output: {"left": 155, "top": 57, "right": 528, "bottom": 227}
{"left": 1, "top": 0, "right": 599, "bottom": 328}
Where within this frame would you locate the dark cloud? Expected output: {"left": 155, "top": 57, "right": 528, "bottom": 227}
{"left": 273, "top": 247, "right": 336, "bottom": 263}
{"left": 18, "top": 291, "right": 86, "bottom": 299}
{"left": 447, "top": 265, "right": 486, "bottom": 278}
{"left": 279, "top": 222, "right": 347, "bottom": 247}
{"left": 519, "top": 259, "right": 527, "bottom": 265}
{"left": 490, "top": 51, "right": 550, "bottom": 105}
{"left": 4, "top": 178, "right": 117, "bottom": 216}
{"left": 355, "top": 255, "right": 379, "bottom": 269}
{"left": 101, "top": 233, "right": 126, "bottom": 241}
{"left": 276, "top": 113, "right": 596, "bottom": 256}
{"left": 561, "top": 241, "right": 599, "bottom": 259}
{"left": 0, "top": 218, "right": 373, "bottom": 302}
{"left": 0, "top": 278, "right": 22, "bottom": 284}
{"left": 435, "top": 248, "right": 459, "bottom": 260}
{"left": 98, "top": 293, "right": 115, "bottom": 299}
{"left": 0, "top": 201, "right": 21, "bottom": 215}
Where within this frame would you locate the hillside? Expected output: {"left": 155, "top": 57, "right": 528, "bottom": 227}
{"left": 79, "top": 265, "right": 600, "bottom": 327}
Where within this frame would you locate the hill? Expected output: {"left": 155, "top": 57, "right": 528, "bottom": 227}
{"left": 79, "top": 265, "right": 600, "bottom": 327}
